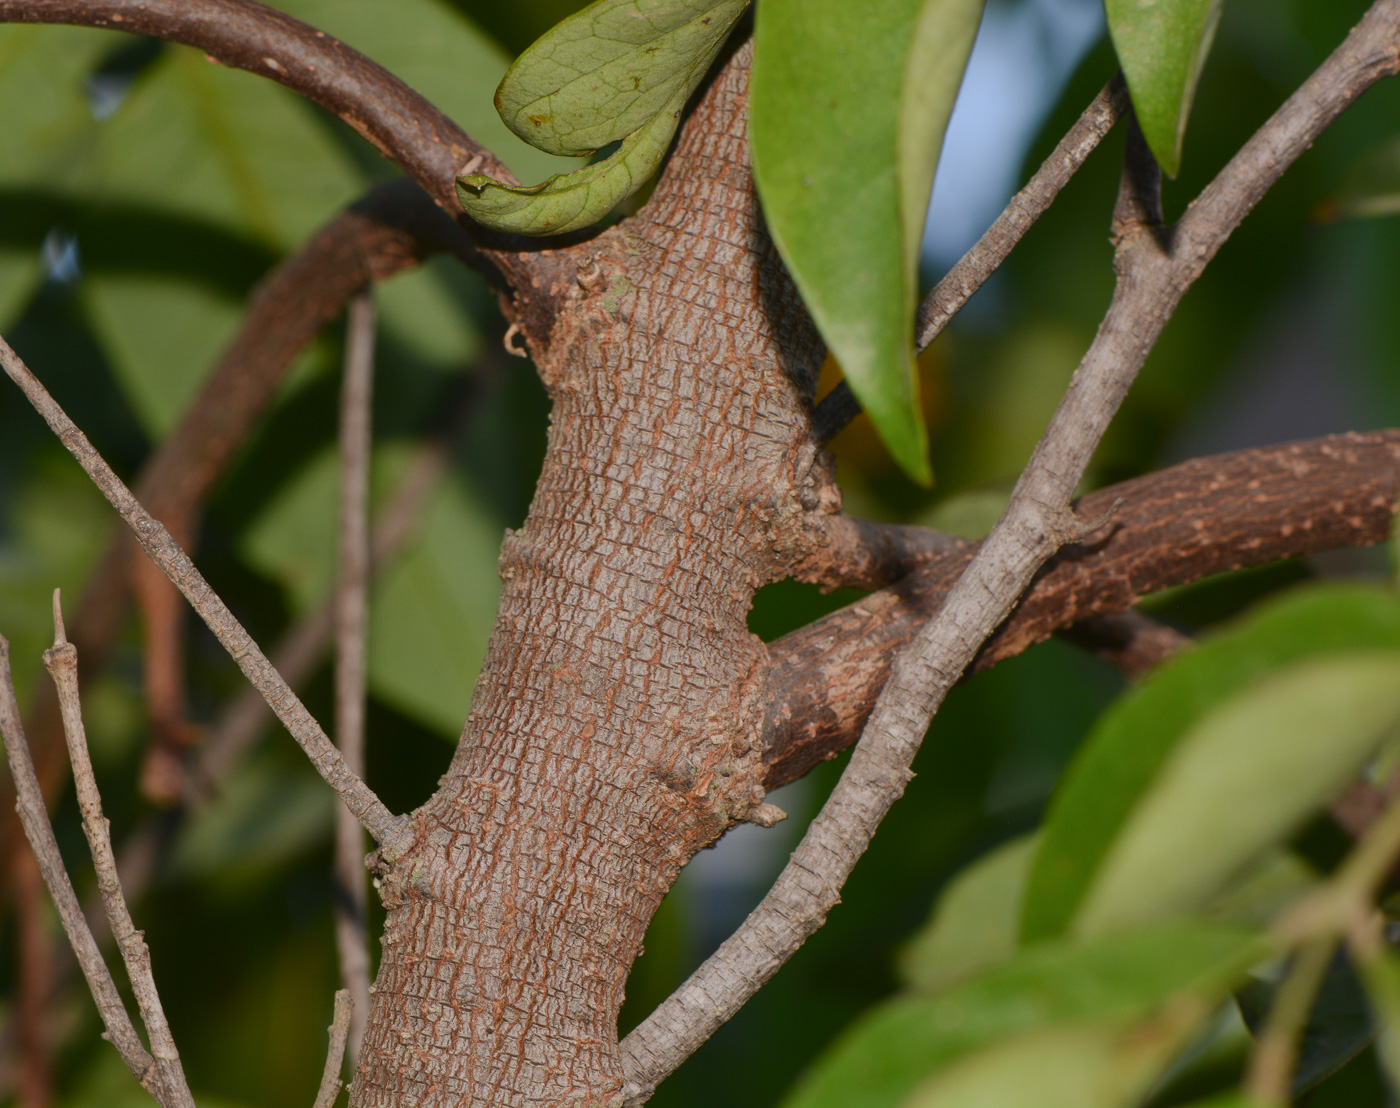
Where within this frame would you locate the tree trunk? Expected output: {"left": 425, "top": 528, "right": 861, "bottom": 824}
{"left": 352, "top": 44, "right": 836, "bottom": 1107}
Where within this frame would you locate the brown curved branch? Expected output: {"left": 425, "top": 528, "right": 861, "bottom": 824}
{"left": 762, "top": 430, "right": 1400, "bottom": 790}
{"left": 0, "top": 1, "right": 506, "bottom": 205}
{"left": 3, "top": 179, "right": 470, "bottom": 849}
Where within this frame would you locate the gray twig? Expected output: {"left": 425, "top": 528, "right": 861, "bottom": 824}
{"left": 813, "top": 78, "right": 1129, "bottom": 443}
{"left": 334, "top": 293, "right": 376, "bottom": 1063}
{"left": 0, "top": 634, "right": 160, "bottom": 1098}
{"left": 44, "top": 594, "right": 196, "bottom": 1108}
{"left": 0, "top": 334, "right": 407, "bottom": 850}
{"left": 620, "top": 1, "right": 1400, "bottom": 1093}
{"left": 313, "top": 990, "right": 354, "bottom": 1108}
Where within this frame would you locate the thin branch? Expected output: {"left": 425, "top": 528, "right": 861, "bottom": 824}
{"left": 1058, "top": 611, "right": 1191, "bottom": 682}
{"left": 13, "top": 849, "right": 53, "bottom": 1108}
{"left": 43, "top": 595, "right": 195, "bottom": 1108}
{"left": 2, "top": 180, "right": 472, "bottom": 872}
{"left": 763, "top": 430, "right": 1400, "bottom": 790}
{"left": 333, "top": 293, "right": 375, "bottom": 1064}
{"left": 1245, "top": 937, "right": 1337, "bottom": 1106}
{"left": 314, "top": 990, "right": 354, "bottom": 1108}
{"left": 813, "top": 78, "right": 1129, "bottom": 443}
{"left": 0, "top": 336, "right": 406, "bottom": 849}
{"left": 0, "top": 635, "right": 159, "bottom": 1097}
{"left": 621, "top": 5, "right": 1400, "bottom": 1088}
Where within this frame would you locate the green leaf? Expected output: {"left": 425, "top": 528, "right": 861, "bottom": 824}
{"left": 493, "top": 0, "right": 749, "bottom": 157}
{"left": 1023, "top": 583, "right": 1400, "bottom": 943}
{"left": 899, "top": 834, "right": 1037, "bottom": 992}
{"left": 1074, "top": 653, "right": 1400, "bottom": 938}
{"left": 1322, "top": 134, "right": 1400, "bottom": 221}
{"left": 458, "top": 98, "right": 682, "bottom": 234}
{"left": 780, "top": 922, "right": 1266, "bottom": 1108}
{"left": 751, "top": 0, "right": 984, "bottom": 483}
{"left": 901, "top": 1008, "right": 1204, "bottom": 1108}
{"left": 457, "top": 0, "right": 747, "bottom": 234}
{"left": 1105, "top": 0, "right": 1222, "bottom": 177}
{"left": 1357, "top": 946, "right": 1400, "bottom": 1095}
{"left": 366, "top": 470, "right": 504, "bottom": 737}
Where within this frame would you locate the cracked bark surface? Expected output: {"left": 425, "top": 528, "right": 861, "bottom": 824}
{"left": 352, "top": 45, "right": 835, "bottom": 1107}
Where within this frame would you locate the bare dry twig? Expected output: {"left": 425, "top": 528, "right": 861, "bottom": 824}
{"left": 44, "top": 595, "right": 196, "bottom": 1108}
{"left": 621, "top": 2, "right": 1400, "bottom": 1091}
{"left": 813, "top": 78, "right": 1129, "bottom": 442}
{"left": 334, "top": 293, "right": 376, "bottom": 1063}
{"left": 313, "top": 990, "right": 354, "bottom": 1108}
{"left": 0, "top": 637, "right": 158, "bottom": 1097}
{"left": 0, "top": 335, "right": 405, "bottom": 848}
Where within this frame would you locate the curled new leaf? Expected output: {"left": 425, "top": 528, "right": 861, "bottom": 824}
{"left": 494, "top": 0, "right": 750, "bottom": 157}
{"left": 458, "top": 98, "right": 682, "bottom": 234}
{"left": 1105, "top": 0, "right": 1222, "bottom": 176}
{"left": 458, "top": 0, "right": 748, "bottom": 235}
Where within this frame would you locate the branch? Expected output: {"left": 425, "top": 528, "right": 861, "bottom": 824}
{"left": 0, "top": 637, "right": 159, "bottom": 1098}
{"left": 0, "top": 1, "right": 510, "bottom": 215}
{"left": 5, "top": 180, "right": 471, "bottom": 854}
{"left": 0, "top": 336, "right": 406, "bottom": 848}
{"left": 333, "top": 293, "right": 375, "bottom": 1064}
{"left": 812, "top": 78, "right": 1129, "bottom": 442}
{"left": 763, "top": 430, "right": 1400, "bottom": 789}
{"left": 44, "top": 596, "right": 195, "bottom": 1108}
{"left": 313, "top": 990, "right": 353, "bottom": 1108}
{"left": 1058, "top": 611, "right": 1191, "bottom": 682}
{"left": 621, "top": 4, "right": 1400, "bottom": 1090}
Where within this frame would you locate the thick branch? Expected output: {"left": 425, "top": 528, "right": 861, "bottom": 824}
{"left": 0, "top": 336, "right": 406, "bottom": 848}
{"left": 813, "top": 79, "right": 1128, "bottom": 442}
{"left": 763, "top": 430, "right": 1400, "bottom": 789}
{"left": 44, "top": 597, "right": 195, "bottom": 1108}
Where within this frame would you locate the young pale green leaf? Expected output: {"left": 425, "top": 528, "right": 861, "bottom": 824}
{"left": 1074, "top": 653, "right": 1400, "bottom": 938}
{"left": 1023, "top": 584, "right": 1400, "bottom": 943}
{"left": 780, "top": 922, "right": 1266, "bottom": 1108}
{"left": 901, "top": 1008, "right": 1205, "bottom": 1108}
{"left": 1322, "top": 134, "right": 1400, "bottom": 221}
{"left": 494, "top": 0, "right": 749, "bottom": 157}
{"left": 458, "top": 96, "right": 681, "bottom": 234}
{"left": 1105, "top": 0, "right": 1222, "bottom": 176}
{"left": 898, "top": 834, "right": 1037, "bottom": 992}
{"left": 751, "top": 0, "right": 984, "bottom": 484}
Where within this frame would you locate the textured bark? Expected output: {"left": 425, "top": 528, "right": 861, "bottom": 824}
{"left": 351, "top": 45, "right": 835, "bottom": 1107}
{"left": 761, "top": 431, "right": 1400, "bottom": 789}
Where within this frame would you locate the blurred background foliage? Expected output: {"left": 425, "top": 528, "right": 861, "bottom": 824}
{"left": 0, "top": 0, "right": 1398, "bottom": 1104}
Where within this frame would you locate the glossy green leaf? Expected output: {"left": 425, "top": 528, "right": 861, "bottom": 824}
{"left": 899, "top": 834, "right": 1036, "bottom": 991}
{"left": 901, "top": 1008, "right": 1203, "bottom": 1108}
{"left": 493, "top": 0, "right": 749, "bottom": 157}
{"left": 1074, "top": 653, "right": 1400, "bottom": 938}
{"left": 1023, "top": 584, "right": 1400, "bottom": 943}
{"left": 458, "top": 97, "right": 682, "bottom": 234}
{"left": 781, "top": 922, "right": 1266, "bottom": 1108}
{"left": 1105, "top": 0, "right": 1222, "bottom": 176}
{"left": 751, "top": 0, "right": 984, "bottom": 484}
{"left": 1323, "top": 134, "right": 1400, "bottom": 221}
